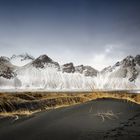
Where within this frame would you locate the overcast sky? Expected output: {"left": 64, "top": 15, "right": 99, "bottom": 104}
{"left": 0, "top": 0, "right": 140, "bottom": 70}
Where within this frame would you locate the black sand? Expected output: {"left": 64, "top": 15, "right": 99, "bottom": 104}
{"left": 0, "top": 98, "right": 140, "bottom": 140}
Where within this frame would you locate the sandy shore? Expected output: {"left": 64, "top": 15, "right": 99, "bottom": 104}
{"left": 0, "top": 98, "right": 140, "bottom": 140}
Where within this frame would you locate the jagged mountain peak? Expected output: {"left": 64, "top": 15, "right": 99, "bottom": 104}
{"left": 62, "top": 62, "right": 75, "bottom": 73}
{"left": 101, "top": 55, "right": 140, "bottom": 82}
{"left": 121, "top": 55, "right": 135, "bottom": 67}
{"left": 135, "top": 55, "right": 140, "bottom": 65}
{"left": 125, "top": 55, "right": 134, "bottom": 59}
{"left": 32, "top": 54, "right": 60, "bottom": 69}
{"left": 61, "top": 63, "right": 98, "bottom": 76}
{"left": 0, "top": 53, "right": 140, "bottom": 90}
{"left": 35, "top": 54, "right": 52, "bottom": 62}
{"left": 11, "top": 53, "right": 34, "bottom": 60}
{"left": 10, "top": 53, "right": 34, "bottom": 66}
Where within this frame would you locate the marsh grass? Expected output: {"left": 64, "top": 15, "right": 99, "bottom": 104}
{"left": 0, "top": 91, "right": 140, "bottom": 117}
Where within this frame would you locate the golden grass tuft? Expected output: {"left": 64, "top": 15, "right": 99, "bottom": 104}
{"left": 0, "top": 91, "right": 140, "bottom": 117}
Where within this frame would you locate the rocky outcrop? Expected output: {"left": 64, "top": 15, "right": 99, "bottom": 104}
{"left": 32, "top": 55, "right": 60, "bottom": 69}
{"left": 62, "top": 63, "right": 75, "bottom": 73}
{"left": 0, "top": 57, "right": 16, "bottom": 79}
{"left": 135, "top": 55, "right": 140, "bottom": 65}
{"left": 75, "top": 65, "right": 98, "bottom": 77}
{"left": 11, "top": 53, "right": 34, "bottom": 61}
{"left": 0, "top": 67, "right": 15, "bottom": 79}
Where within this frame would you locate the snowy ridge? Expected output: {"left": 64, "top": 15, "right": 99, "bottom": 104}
{"left": 0, "top": 54, "right": 140, "bottom": 90}
{"left": 10, "top": 53, "right": 35, "bottom": 66}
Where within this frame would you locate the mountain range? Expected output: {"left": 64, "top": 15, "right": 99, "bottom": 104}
{"left": 0, "top": 53, "right": 140, "bottom": 90}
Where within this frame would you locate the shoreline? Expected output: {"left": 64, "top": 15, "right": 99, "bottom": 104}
{"left": 0, "top": 89, "right": 140, "bottom": 94}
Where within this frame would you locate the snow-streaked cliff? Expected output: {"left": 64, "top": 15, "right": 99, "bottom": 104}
{"left": 0, "top": 54, "right": 140, "bottom": 90}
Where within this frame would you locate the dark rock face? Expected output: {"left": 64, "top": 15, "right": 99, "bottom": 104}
{"left": 62, "top": 63, "right": 75, "bottom": 73}
{"left": 84, "top": 66, "right": 98, "bottom": 77}
{"left": 62, "top": 63, "right": 98, "bottom": 76}
{"left": 121, "top": 56, "right": 138, "bottom": 82}
{"left": 122, "top": 56, "right": 136, "bottom": 67}
{"left": 135, "top": 55, "right": 140, "bottom": 65}
{"left": 75, "top": 65, "right": 98, "bottom": 77}
{"left": 75, "top": 65, "right": 84, "bottom": 74}
{"left": 32, "top": 55, "right": 60, "bottom": 69}
{"left": 115, "top": 61, "right": 120, "bottom": 67}
{"left": 0, "top": 56, "right": 10, "bottom": 63}
{"left": 0, "top": 57, "right": 16, "bottom": 79}
{"left": 129, "top": 68, "right": 138, "bottom": 82}
{"left": 0, "top": 67, "right": 15, "bottom": 79}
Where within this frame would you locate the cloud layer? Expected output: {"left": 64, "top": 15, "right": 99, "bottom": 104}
{"left": 0, "top": 0, "right": 140, "bottom": 70}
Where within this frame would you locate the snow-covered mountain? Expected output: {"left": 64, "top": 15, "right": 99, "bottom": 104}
{"left": 14, "top": 55, "right": 96, "bottom": 90}
{"left": 0, "top": 53, "right": 140, "bottom": 90}
{"left": 62, "top": 63, "right": 98, "bottom": 77}
{"left": 97, "top": 55, "right": 140, "bottom": 89}
{"left": 101, "top": 55, "right": 140, "bottom": 82}
{"left": 31, "top": 55, "right": 60, "bottom": 69}
{"left": 10, "top": 53, "right": 34, "bottom": 66}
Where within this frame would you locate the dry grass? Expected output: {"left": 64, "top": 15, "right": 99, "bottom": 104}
{"left": 84, "top": 92, "right": 140, "bottom": 104}
{"left": 0, "top": 91, "right": 140, "bottom": 117}
{"left": 93, "top": 110, "right": 121, "bottom": 122}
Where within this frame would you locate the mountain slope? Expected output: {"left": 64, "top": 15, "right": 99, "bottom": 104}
{"left": 101, "top": 55, "right": 140, "bottom": 82}
{"left": 95, "top": 55, "right": 140, "bottom": 89}
{"left": 75, "top": 65, "right": 98, "bottom": 77}
{"left": 15, "top": 55, "right": 95, "bottom": 90}
{"left": 0, "top": 56, "right": 22, "bottom": 88}
{"left": 0, "top": 54, "right": 140, "bottom": 90}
